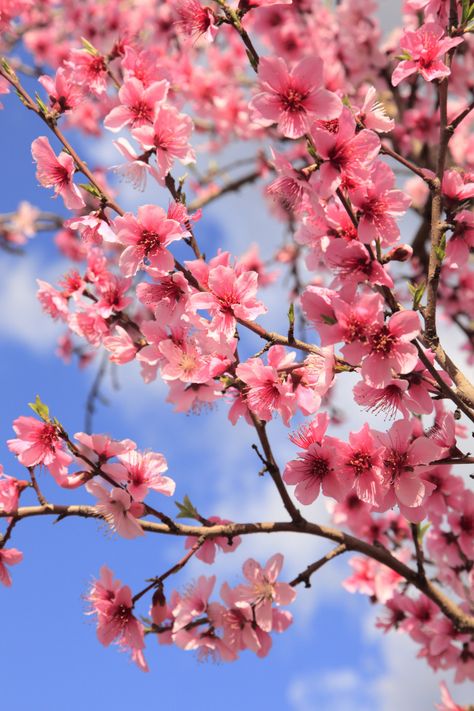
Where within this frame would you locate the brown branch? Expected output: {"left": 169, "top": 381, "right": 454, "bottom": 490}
{"left": 3, "top": 504, "right": 474, "bottom": 632}
{"left": 289, "top": 543, "right": 347, "bottom": 588}
{"left": 0, "top": 61, "right": 124, "bottom": 217}
{"left": 132, "top": 536, "right": 205, "bottom": 604}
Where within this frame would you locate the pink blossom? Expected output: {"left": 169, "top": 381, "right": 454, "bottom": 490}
{"left": 357, "top": 86, "right": 394, "bottom": 133}
{"left": 110, "top": 449, "right": 175, "bottom": 501}
{"left": 103, "top": 326, "right": 137, "bottom": 364}
{"left": 392, "top": 23, "right": 463, "bottom": 86}
{"left": 86, "top": 566, "right": 148, "bottom": 671}
{"left": 250, "top": 55, "right": 342, "bottom": 139}
{"left": 336, "top": 423, "right": 386, "bottom": 505}
{"left": 67, "top": 49, "right": 108, "bottom": 95}
{"left": 217, "top": 588, "right": 272, "bottom": 658}
{"left": 86, "top": 481, "right": 145, "bottom": 539}
{"left": 375, "top": 419, "right": 443, "bottom": 522}
{"left": 114, "top": 205, "right": 186, "bottom": 277}
{"left": 324, "top": 238, "right": 394, "bottom": 288}
{"left": 0, "top": 548, "right": 23, "bottom": 587}
{"left": 184, "top": 516, "right": 241, "bottom": 564}
{"left": 349, "top": 161, "right": 411, "bottom": 246}
{"left": 133, "top": 105, "right": 195, "bottom": 179}
{"left": 0, "top": 466, "right": 27, "bottom": 513}
{"left": 311, "top": 108, "right": 380, "bottom": 198}
{"left": 38, "top": 68, "right": 82, "bottom": 114}
{"left": 232, "top": 554, "right": 296, "bottom": 632}
{"left": 190, "top": 264, "right": 267, "bottom": 339}
{"left": 174, "top": 0, "right": 219, "bottom": 43}
{"left": 7, "top": 416, "right": 72, "bottom": 483}
{"left": 361, "top": 310, "right": 420, "bottom": 388}
{"left": 284, "top": 417, "right": 348, "bottom": 504}
{"left": 104, "top": 78, "right": 168, "bottom": 132}
{"left": 447, "top": 491, "right": 474, "bottom": 559}
{"left": 31, "top": 137, "right": 85, "bottom": 210}
{"left": 436, "top": 682, "right": 466, "bottom": 711}
{"left": 236, "top": 346, "right": 296, "bottom": 425}
{"left": 172, "top": 575, "right": 216, "bottom": 631}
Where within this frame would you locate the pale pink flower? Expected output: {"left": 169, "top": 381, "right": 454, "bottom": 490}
{"left": 436, "top": 682, "right": 465, "bottom": 711}
{"left": 184, "top": 516, "right": 241, "bottom": 564}
{"left": 38, "top": 68, "right": 82, "bottom": 114}
{"left": 7, "top": 416, "right": 72, "bottom": 483}
{"left": 236, "top": 346, "right": 296, "bottom": 425}
{"left": 174, "top": 0, "right": 219, "bottom": 43}
{"left": 36, "top": 279, "right": 69, "bottom": 320}
{"left": 31, "top": 136, "right": 85, "bottom": 210}
{"left": 283, "top": 436, "right": 348, "bottom": 504}
{"left": 159, "top": 339, "right": 212, "bottom": 383}
{"left": 172, "top": 575, "right": 216, "bottom": 631}
{"left": 311, "top": 108, "right": 380, "bottom": 198}
{"left": 86, "top": 481, "right": 144, "bottom": 539}
{"left": 324, "top": 238, "right": 394, "bottom": 288}
{"left": 104, "top": 78, "right": 169, "bottom": 132}
{"left": 250, "top": 55, "right": 342, "bottom": 139}
{"left": 361, "top": 311, "right": 420, "bottom": 388}
{"left": 232, "top": 554, "right": 296, "bottom": 632}
{"left": 74, "top": 432, "right": 136, "bottom": 463}
{"left": 111, "top": 450, "right": 175, "bottom": 501}
{"left": 392, "top": 23, "right": 463, "bottom": 86}
{"left": 111, "top": 137, "right": 159, "bottom": 192}
{"left": 66, "top": 213, "right": 117, "bottom": 245}
{"left": 114, "top": 205, "right": 185, "bottom": 277}
{"left": 190, "top": 265, "right": 267, "bottom": 339}
{"left": 350, "top": 161, "right": 411, "bottom": 246}
{"left": 357, "top": 86, "right": 394, "bottom": 133}
{"left": 132, "top": 104, "right": 195, "bottom": 178}
{"left": 375, "top": 419, "right": 443, "bottom": 522}
{"left": 336, "top": 423, "right": 386, "bottom": 505}
{"left": 0, "top": 548, "right": 23, "bottom": 587}
{"left": 86, "top": 566, "right": 148, "bottom": 671}
{"left": 0, "top": 466, "right": 27, "bottom": 513}
{"left": 217, "top": 588, "right": 272, "bottom": 658}
{"left": 67, "top": 49, "right": 108, "bottom": 95}
{"left": 103, "top": 326, "right": 137, "bottom": 364}
{"left": 447, "top": 491, "right": 474, "bottom": 559}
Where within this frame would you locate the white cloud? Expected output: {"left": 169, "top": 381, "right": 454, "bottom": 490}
{"left": 0, "top": 256, "right": 64, "bottom": 353}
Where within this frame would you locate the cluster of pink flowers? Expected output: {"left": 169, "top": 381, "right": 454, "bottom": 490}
{"left": 1, "top": 0, "right": 474, "bottom": 701}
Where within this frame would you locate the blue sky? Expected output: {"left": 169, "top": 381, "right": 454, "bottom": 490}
{"left": 1, "top": 10, "right": 472, "bottom": 708}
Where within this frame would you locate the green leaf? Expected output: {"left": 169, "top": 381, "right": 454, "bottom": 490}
{"left": 419, "top": 522, "right": 431, "bottom": 540}
{"left": 175, "top": 495, "right": 200, "bottom": 521}
{"left": 78, "top": 182, "right": 102, "bottom": 199}
{"left": 321, "top": 314, "right": 337, "bottom": 325}
{"left": 28, "top": 395, "right": 50, "bottom": 422}
{"left": 35, "top": 93, "right": 48, "bottom": 115}
{"left": 288, "top": 303, "right": 295, "bottom": 327}
{"left": 81, "top": 37, "right": 99, "bottom": 56}
{"left": 408, "top": 281, "right": 426, "bottom": 310}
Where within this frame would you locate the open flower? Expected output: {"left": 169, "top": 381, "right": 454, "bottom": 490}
{"left": 31, "top": 136, "right": 85, "bottom": 210}
{"left": 250, "top": 55, "right": 342, "bottom": 139}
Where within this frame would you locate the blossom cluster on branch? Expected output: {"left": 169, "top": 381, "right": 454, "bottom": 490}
{"left": 1, "top": 0, "right": 474, "bottom": 707}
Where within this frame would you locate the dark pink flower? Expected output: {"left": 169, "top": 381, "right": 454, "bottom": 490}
{"left": 250, "top": 55, "right": 342, "bottom": 139}
{"left": 392, "top": 23, "right": 463, "bottom": 87}
{"left": 31, "top": 136, "right": 85, "bottom": 210}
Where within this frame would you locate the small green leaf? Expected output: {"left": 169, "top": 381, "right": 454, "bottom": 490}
{"left": 78, "top": 182, "right": 102, "bottom": 199}
{"left": 28, "top": 395, "right": 50, "bottom": 422}
{"left": 175, "top": 495, "right": 200, "bottom": 521}
{"left": 81, "top": 37, "right": 99, "bottom": 56}
{"left": 321, "top": 314, "right": 337, "bottom": 325}
{"left": 408, "top": 281, "right": 426, "bottom": 310}
{"left": 288, "top": 303, "right": 295, "bottom": 327}
{"left": 419, "top": 522, "right": 431, "bottom": 540}
{"left": 35, "top": 93, "right": 48, "bottom": 115}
